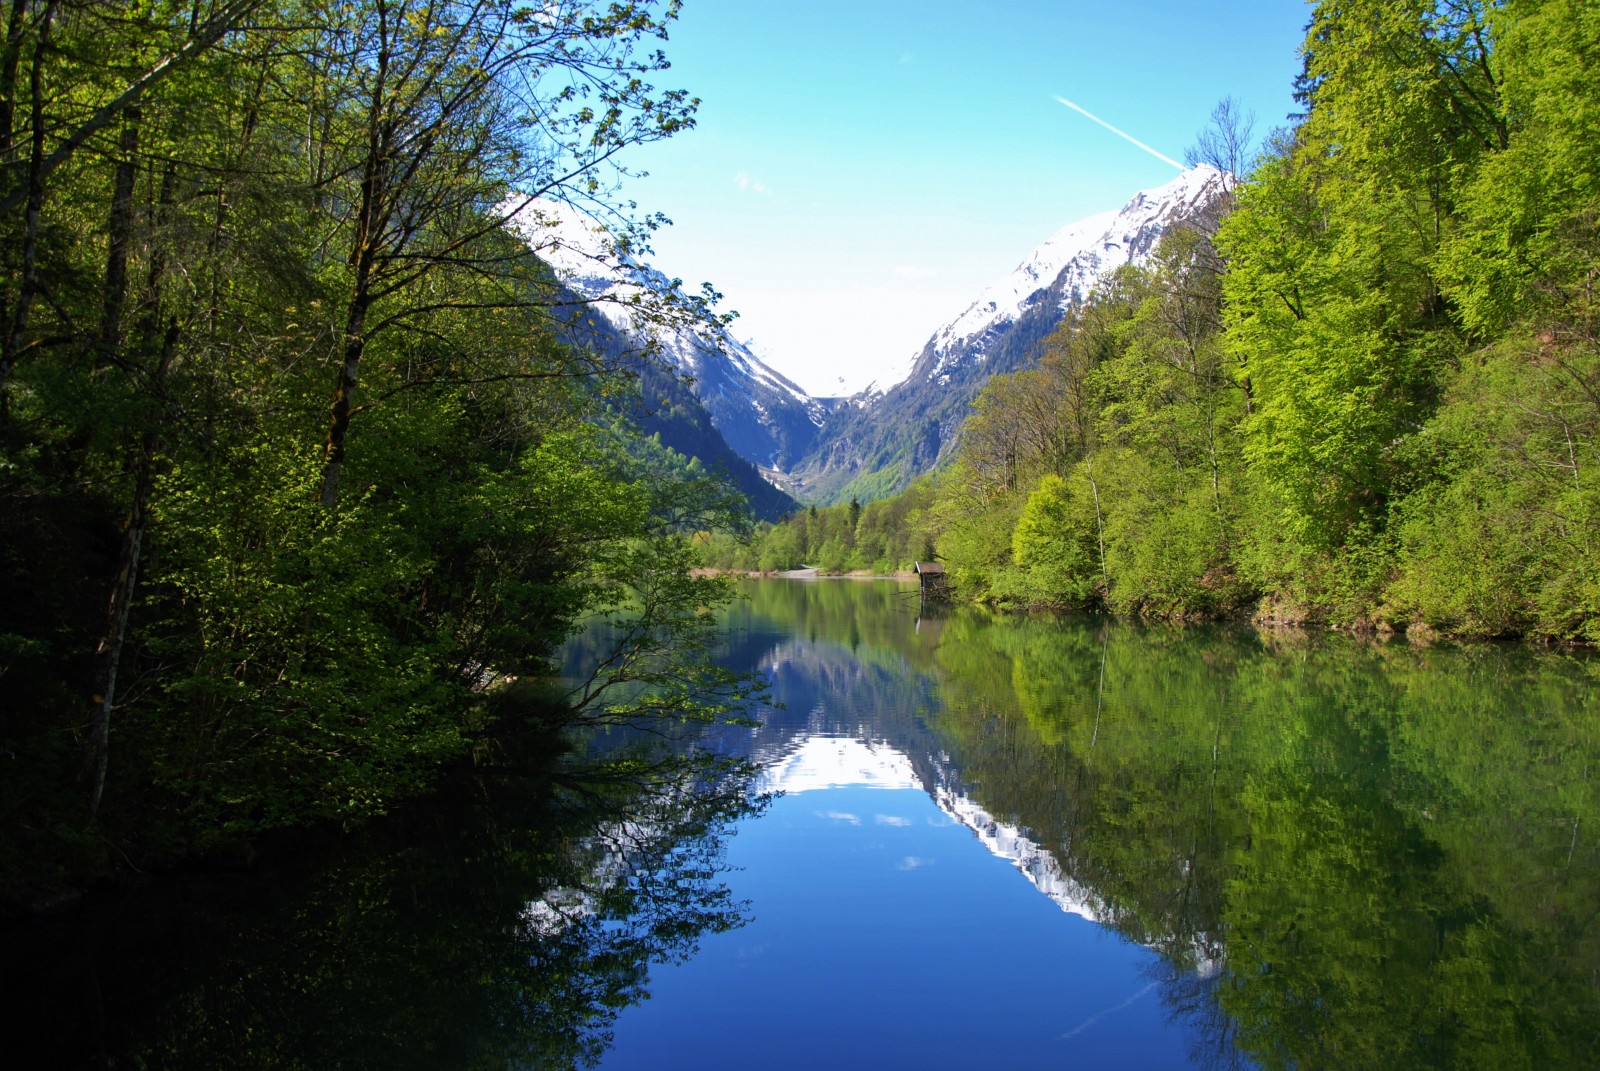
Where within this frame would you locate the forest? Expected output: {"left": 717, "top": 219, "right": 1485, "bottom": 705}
{"left": 4, "top": 0, "right": 1597, "bottom": 900}
{"left": 711, "top": 0, "right": 1599, "bottom": 645}
{"left": 0, "top": 0, "right": 761, "bottom": 894}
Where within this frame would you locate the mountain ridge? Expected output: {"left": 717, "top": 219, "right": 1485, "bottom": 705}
{"left": 517, "top": 166, "right": 1228, "bottom": 512}
{"left": 509, "top": 200, "right": 802, "bottom": 521}
{"left": 787, "top": 165, "right": 1230, "bottom": 502}
{"left": 517, "top": 200, "right": 827, "bottom": 474}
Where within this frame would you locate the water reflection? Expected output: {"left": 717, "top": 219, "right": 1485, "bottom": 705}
{"left": 646, "top": 579, "right": 1599, "bottom": 1071}
{"left": 9, "top": 580, "right": 1597, "bottom": 1070}
{"left": 4, "top": 744, "right": 763, "bottom": 1070}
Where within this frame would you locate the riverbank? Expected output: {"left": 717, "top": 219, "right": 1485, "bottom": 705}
{"left": 693, "top": 567, "right": 918, "bottom": 581}
{"left": 712, "top": 570, "right": 1594, "bottom": 649}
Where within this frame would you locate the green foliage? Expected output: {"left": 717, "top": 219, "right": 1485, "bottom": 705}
{"left": 915, "top": 595, "right": 1600, "bottom": 1069}
{"left": 932, "top": 477, "right": 1024, "bottom": 599}
{"left": 1437, "top": 0, "right": 1599, "bottom": 336}
{"left": 722, "top": 478, "right": 938, "bottom": 576}
{"left": 877, "top": 0, "right": 1600, "bottom": 640}
{"left": 0, "top": 0, "right": 756, "bottom": 886}
{"left": 1008, "top": 472, "right": 1102, "bottom": 607}
{"left": 931, "top": 222, "right": 1251, "bottom": 619}
{"left": 1219, "top": 122, "right": 1455, "bottom": 546}
{"left": 1096, "top": 450, "right": 1245, "bottom": 618}
{"left": 1387, "top": 340, "right": 1600, "bottom": 640}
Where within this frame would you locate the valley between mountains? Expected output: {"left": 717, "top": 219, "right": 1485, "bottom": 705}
{"left": 538, "top": 165, "right": 1232, "bottom": 514}
{"left": 8, "top": 0, "right": 1598, "bottom": 971}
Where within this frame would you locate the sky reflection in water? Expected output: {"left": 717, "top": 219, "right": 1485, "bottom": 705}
{"left": 598, "top": 586, "right": 1224, "bottom": 1070}
{"left": 595, "top": 577, "right": 1600, "bottom": 1070}
{"left": 14, "top": 578, "right": 1592, "bottom": 1069}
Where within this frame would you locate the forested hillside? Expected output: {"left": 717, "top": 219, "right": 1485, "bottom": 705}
{"left": 700, "top": 480, "right": 937, "bottom": 574}
{"left": 732, "top": 0, "right": 1599, "bottom": 643}
{"left": 0, "top": 0, "right": 760, "bottom": 890}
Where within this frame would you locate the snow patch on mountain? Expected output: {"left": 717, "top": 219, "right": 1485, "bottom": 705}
{"left": 931, "top": 783, "right": 1104, "bottom": 925}
{"left": 786, "top": 165, "right": 1229, "bottom": 502}
{"left": 912, "top": 164, "right": 1229, "bottom": 387}
{"left": 757, "top": 735, "right": 920, "bottom": 793}
{"left": 510, "top": 199, "right": 820, "bottom": 415}
{"left": 757, "top": 731, "right": 1104, "bottom": 924}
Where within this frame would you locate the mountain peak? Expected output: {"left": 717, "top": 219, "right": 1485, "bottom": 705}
{"left": 788, "top": 166, "right": 1229, "bottom": 502}
{"left": 902, "top": 164, "right": 1228, "bottom": 390}
{"left": 509, "top": 196, "right": 827, "bottom": 473}
{"left": 506, "top": 166, "right": 1228, "bottom": 506}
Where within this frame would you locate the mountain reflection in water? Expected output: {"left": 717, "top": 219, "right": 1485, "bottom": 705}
{"left": 592, "top": 578, "right": 1600, "bottom": 1071}
{"left": 8, "top": 577, "right": 1597, "bottom": 1070}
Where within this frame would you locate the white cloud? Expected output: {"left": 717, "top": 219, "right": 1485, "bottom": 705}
{"left": 817, "top": 810, "right": 861, "bottom": 825}
{"left": 898, "top": 855, "right": 934, "bottom": 870}
{"left": 734, "top": 170, "right": 772, "bottom": 195}
{"left": 893, "top": 264, "right": 937, "bottom": 281}
{"left": 875, "top": 814, "right": 913, "bottom": 827}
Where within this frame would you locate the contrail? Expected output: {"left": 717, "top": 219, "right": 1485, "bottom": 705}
{"left": 1054, "top": 96, "right": 1185, "bottom": 171}
{"left": 1058, "top": 981, "right": 1159, "bottom": 1040}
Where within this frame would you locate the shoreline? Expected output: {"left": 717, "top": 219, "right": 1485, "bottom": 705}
{"left": 693, "top": 567, "right": 918, "bottom": 581}
{"left": 695, "top": 571, "right": 1594, "bottom": 649}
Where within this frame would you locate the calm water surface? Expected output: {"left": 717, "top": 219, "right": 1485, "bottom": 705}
{"left": 6, "top": 578, "right": 1598, "bottom": 1069}
{"left": 593, "top": 579, "right": 1600, "bottom": 1070}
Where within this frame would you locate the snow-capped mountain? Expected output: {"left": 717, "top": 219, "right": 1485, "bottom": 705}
{"left": 789, "top": 165, "right": 1230, "bottom": 502}
{"left": 917, "top": 164, "right": 1226, "bottom": 386}
{"left": 512, "top": 199, "right": 827, "bottom": 475}
{"left": 507, "top": 167, "right": 1227, "bottom": 506}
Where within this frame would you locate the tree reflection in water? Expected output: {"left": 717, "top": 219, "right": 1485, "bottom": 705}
{"left": 6, "top": 743, "right": 765, "bottom": 1070}
{"left": 708, "top": 580, "right": 1600, "bottom": 1071}
{"left": 13, "top": 579, "right": 1597, "bottom": 1071}
{"left": 926, "top": 611, "right": 1600, "bottom": 1071}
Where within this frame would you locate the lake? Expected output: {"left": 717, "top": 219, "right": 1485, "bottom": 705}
{"left": 6, "top": 577, "right": 1598, "bottom": 1069}
{"left": 590, "top": 578, "right": 1600, "bottom": 1070}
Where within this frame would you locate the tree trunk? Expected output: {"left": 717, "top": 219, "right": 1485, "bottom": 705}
{"left": 0, "top": 0, "right": 30, "bottom": 158}
{"left": 319, "top": 23, "right": 392, "bottom": 509}
{"left": 319, "top": 307, "right": 369, "bottom": 507}
{"left": 0, "top": 0, "right": 51, "bottom": 420}
{"left": 85, "top": 319, "right": 178, "bottom": 826}
{"left": 139, "top": 163, "right": 175, "bottom": 340}
{"left": 1086, "top": 456, "right": 1108, "bottom": 586}
{"left": 98, "top": 107, "right": 140, "bottom": 359}
{"left": 85, "top": 149, "right": 176, "bottom": 827}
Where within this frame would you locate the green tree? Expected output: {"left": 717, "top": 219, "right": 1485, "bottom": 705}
{"left": 0, "top": 0, "right": 746, "bottom": 882}
{"left": 1010, "top": 472, "right": 1102, "bottom": 607}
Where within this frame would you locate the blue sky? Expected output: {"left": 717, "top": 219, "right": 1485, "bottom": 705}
{"left": 621, "top": 0, "right": 1311, "bottom": 396}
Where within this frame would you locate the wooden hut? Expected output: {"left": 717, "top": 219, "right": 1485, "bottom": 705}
{"left": 913, "top": 561, "right": 948, "bottom": 600}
